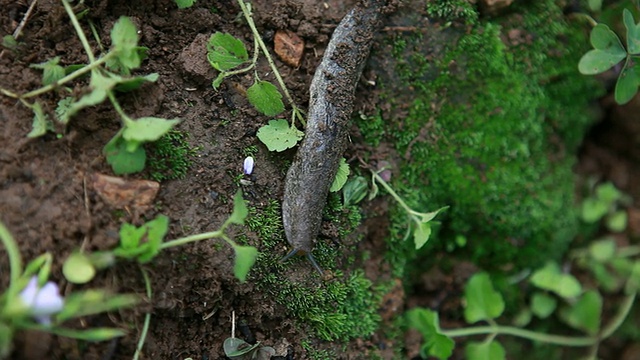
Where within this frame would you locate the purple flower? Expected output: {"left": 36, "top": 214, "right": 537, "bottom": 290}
{"left": 19, "top": 277, "right": 64, "bottom": 325}
{"left": 243, "top": 156, "right": 254, "bottom": 175}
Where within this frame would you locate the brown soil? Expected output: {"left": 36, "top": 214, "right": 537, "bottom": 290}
{"left": 1, "top": 1, "right": 640, "bottom": 360}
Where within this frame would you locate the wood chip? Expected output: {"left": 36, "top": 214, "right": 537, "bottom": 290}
{"left": 90, "top": 173, "right": 159, "bottom": 210}
{"left": 274, "top": 29, "right": 304, "bottom": 67}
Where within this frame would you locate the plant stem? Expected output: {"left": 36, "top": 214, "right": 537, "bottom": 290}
{"left": 61, "top": 0, "right": 96, "bottom": 63}
{"left": 371, "top": 170, "right": 415, "bottom": 218}
{"left": 599, "top": 292, "right": 636, "bottom": 340}
{"left": 0, "top": 221, "right": 23, "bottom": 293}
{"left": 236, "top": 0, "right": 306, "bottom": 127}
{"left": 441, "top": 325, "right": 597, "bottom": 347}
{"left": 159, "top": 230, "right": 224, "bottom": 250}
{"left": 133, "top": 267, "right": 152, "bottom": 360}
{"left": 19, "top": 54, "right": 114, "bottom": 99}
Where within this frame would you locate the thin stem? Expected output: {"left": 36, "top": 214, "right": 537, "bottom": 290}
{"left": 599, "top": 292, "right": 636, "bottom": 340}
{"left": 0, "top": 221, "right": 23, "bottom": 294}
{"left": 159, "top": 230, "right": 224, "bottom": 250}
{"left": 61, "top": 0, "right": 95, "bottom": 63}
{"left": 371, "top": 170, "right": 414, "bottom": 216}
{"left": 617, "top": 245, "right": 640, "bottom": 258}
{"left": 133, "top": 267, "right": 152, "bottom": 360}
{"left": 236, "top": 0, "right": 305, "bottom": 127}
{"left": 19, "top": 54, "right": 114, "bottom": 99}
{"left": 441, "top": 325, "right": 597, "bottom": 347}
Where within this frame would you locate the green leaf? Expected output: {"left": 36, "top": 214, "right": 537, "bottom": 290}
{"left": 30, "top": 57, "right": 65, "bottom": 85}
{"left": 27, "top": 101, "right": 52, "bottom": 138}
{"left": 625, "top": 261, "right": 640, "bottom": 294}
{"left": 559, "top": 290, "right": 602, "bottom": 335}
{"left": 330, "top": 158, "right": 350, "bottom": 192}
{"left": 580, "top": 198, "right": 609, "bottom": 223}
{"left": 413, "top": 221, "right": 432, "bottom": 250}
{"left": 342, "top": 176, "right": 369, "bottom": 206}
{"left": 256, "top": 119, "right": 304, "bottom": 152}
{"left": 63, "top": 72, "right": 117, "bottom": 123}
{"left": 2, "top": 35, "right": 18, "bottom": 50}
{"left": 233, "top": 244, "right": 258, "bottom": 282}
{"left": 530, "top": 262, "right": 582, "bottom": 299}
{"left": 512, "top": 308, "right": 532, "bottom": 327}
{"left": 228, "top": 190, "right": 248, "bottom": 225}
{"left": 110, "top": 17, "right": 141, "bottom": 70}
{"left": 114, "top": 73, "right": 159, "bottom": 92}
{"left": 103, "top": 135, "right": 147, "bottom": 175}
{"left": 56, "top": 290, "right": 139, "bottom": 322}
{"left": 48, "top": 327, "right": 126, "bottom": 341}
{"left": 587, "top": 0, "right": 602, "bottom": 12}
{"left": 624, "top": 9, "right": 640, "bottom": 54}
{"left": 405, "top": 308, "right": 454, "bottom": 360}
{"left": 137, "top": 215, "right": 169, "bottom": 263}
{"left": 578, "top": 24, "right": 626, "bottom": 75}
{"left": 246, "top": 80, "right": 285, "bottom": 116}
{"left": 589, "top": 238, "right": 617, "bottom": 263}
{"left": 118, "top": 222, "right": 146, "bottom": 249}
{"left": 62, "top": 252, "right": 96, "bottom": 284}
{"left": 591, "top": 262, "right": 621, "bottom": 292}
{"left": 207, "top": 32, "right": 249, "bottom": 71}
{"left": 530, "top": 292, "right": 557, "bottom": 319}
{"left": 465, "top": 340, "right": 506, "bottom": 360}
{"left": 606, "top": 210, "right": 628, "bottom": 232}
{"left": 175, "top": 0, "right": 196, "bottom": 9}
{"left": 123, "top": 117, "right": 180, "bottom": 143}
{"left": 417, "top": 206, "right": 448, "bottom": 223}
{"left": 463, "top": 272, "right": 505, "bottom": 323}
{"left": 615, "top": 64, "right": 639, "bottom": 105}
{"left": 54, "top": 97, "right": 74, "bottom": 124}
{"left": 596, "top": 182, "right": 623, "bottom": 203}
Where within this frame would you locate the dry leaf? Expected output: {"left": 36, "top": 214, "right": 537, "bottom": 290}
{"left": 274, "top": 29, "right": 304, "bottom": 67}
{"left": 90, "top": 173, "right": 159, "bottom": 210}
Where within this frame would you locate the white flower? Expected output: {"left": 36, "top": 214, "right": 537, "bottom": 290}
{"left": 19, "top": 277, "right": 64, "bottom": 325}
{"left": 243, "top": 156, "right": 254, "bottom": 175}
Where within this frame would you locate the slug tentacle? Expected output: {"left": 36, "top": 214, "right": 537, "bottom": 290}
{"left": 281, "top": 0, "right": 388, "bottom": 272}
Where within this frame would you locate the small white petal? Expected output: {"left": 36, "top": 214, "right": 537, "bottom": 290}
{"left": 32, "top": 282, "right": 64, "bottom": 316}
{"left": 19, "top": 277, "right": 39, "bottom": 306}
{"left": 243, "top": 156, "right": 254, "bottom": 175}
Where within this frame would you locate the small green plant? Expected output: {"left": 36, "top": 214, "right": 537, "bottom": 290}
{"left": 205, "top": 1, "right": 306, "bottom": 152}
{"left": 406, "top": 240, "right": 640, "bottom": 359}
{"left": 0, "top": 222, "right": 138, "bottom": 359}
{"left": 0, "top": 1, "right": 179, "bottom": 175}
{"left": 175, "top": 0, "right": 196, "bottom": 8}
{"left": 64, "top": 190, "right": 258, "bottom": 283}
{"left": 370, "top": 169, "right": 447, "bottom": 250}
{"left": 579, "top": 8, "right": 640, "bottom": 104}
{"left": 580, "top": 181, "right": 630, "bottom": 232}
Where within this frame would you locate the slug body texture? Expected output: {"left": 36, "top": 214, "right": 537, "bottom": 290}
{"left": 282, "top": 0, "right": 387, "bottom": 271}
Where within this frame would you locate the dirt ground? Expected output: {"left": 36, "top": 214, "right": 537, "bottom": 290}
{"left": 1, "top": 0, "right": 640, "bottom": 359}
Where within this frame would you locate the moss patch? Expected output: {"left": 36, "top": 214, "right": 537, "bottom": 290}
{"left": 246, "top": 199, "right": 382, "bottom": 342}
{"left": 364, "top": 0, "right": 603, "bottom": 271}
{"left": 146, "top": 130, "right": 199, "bottom": 182}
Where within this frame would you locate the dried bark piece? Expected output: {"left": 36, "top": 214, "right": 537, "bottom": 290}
{"left": 274, "top": 29, "right": 304, "bottom": 67}
{"left": 90, "top": 173, "right": 159, "bottom": 210}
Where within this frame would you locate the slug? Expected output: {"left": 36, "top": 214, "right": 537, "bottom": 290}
{"left": 281, "top": 0, "right": 389, "bottom": 274}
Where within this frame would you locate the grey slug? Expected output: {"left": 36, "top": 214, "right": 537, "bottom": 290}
{"left": 281, "top": 0, "right": 389, "bottom": 274}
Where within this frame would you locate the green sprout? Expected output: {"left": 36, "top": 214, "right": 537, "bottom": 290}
{"left": 0, "top": 1, "right": 179, "bottom": 175}
{"left": 205, "top": 1, "right": 306, "bottom": 152}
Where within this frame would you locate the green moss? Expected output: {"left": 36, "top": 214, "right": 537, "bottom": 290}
{"left": 246, "top": 199, "right": 382, "bottom": 342}
{"left": 371, "top": 0, "right": 603, "bottom": 271}
{"left": 146, "top": 130, "right": 199, "bottom": 181}
{"left": 425, "top": 0, "right": 478, "bottom": 24}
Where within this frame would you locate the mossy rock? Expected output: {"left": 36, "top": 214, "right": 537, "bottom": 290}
{"left": 362, "top": 0, "right": 603, "bottom": 270}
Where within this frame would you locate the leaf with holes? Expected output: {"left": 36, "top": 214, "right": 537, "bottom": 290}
{"left": 207, "top": 32, "right": 249, "bottom": 71}
{"left": 256, "top": 119, "right": 303, "bottom": 152}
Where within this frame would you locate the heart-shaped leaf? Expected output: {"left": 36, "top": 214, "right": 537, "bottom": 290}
{"left": 624, "top": 9, "right": 640, "bottom": 54}
{"left": 615, "top": 63, "right": 639, "bottom": 105}
{"left": 463, "top": 272, "right": 505, "bottom": 323}
{"left": 578, "top": 24, "right": 626, "bottom": 75}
